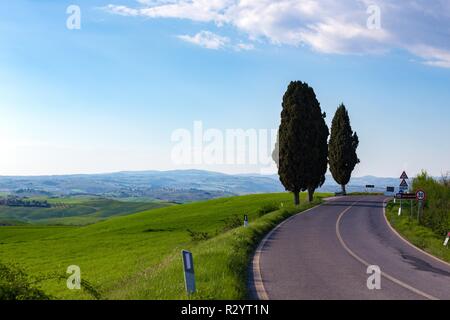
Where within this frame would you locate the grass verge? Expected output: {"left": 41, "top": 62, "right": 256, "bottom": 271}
{"left": 110, "top": 195, "right": 325, "bottom": 300}
{"left": 385, "top": 200, "right": 450, "bottom": 263}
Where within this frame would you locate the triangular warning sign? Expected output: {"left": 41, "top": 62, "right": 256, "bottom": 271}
{"left": 400, "top": 171, "right": 408, "bottom": 180}
{"left": 400, "top": 179, "right": 408, "bottom": 187}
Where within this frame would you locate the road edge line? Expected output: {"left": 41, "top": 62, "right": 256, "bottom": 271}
{"left": 336, "top": 199, "right": 438, "bottom": 300}
{"left": 382, "top": 198, "right": 450, "bottom": 269}
{"left": 250, "top": 202, "right": 323, "bottom": 300}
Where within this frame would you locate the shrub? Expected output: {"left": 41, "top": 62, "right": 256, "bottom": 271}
{"left": 0, "top": 262, "right": 50, "bottom": 300}
{"left": 0, "top": 262, "right": 103, "bottom": 300}
{"left": 413, "top": 171, "right": 450, "bottom": 236}
{"left": 221, "top": 215, "right": 243, "bottom": 232}
{"left": 186, "top": 229, "right": 211, "bottom": 242}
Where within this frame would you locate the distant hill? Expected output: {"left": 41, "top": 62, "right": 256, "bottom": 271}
{"left": 0, "top": 170, "right": 400, "bottom": 202}
{"left": 238, "top": 173, "right": 400, "bottom": 193}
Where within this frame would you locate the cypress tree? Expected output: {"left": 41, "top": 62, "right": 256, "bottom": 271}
{"left": 328, "top": 103, "right": 360, "bottom": 194}
{"left": 274, "top": 81, "right": 329, "bottom": 205}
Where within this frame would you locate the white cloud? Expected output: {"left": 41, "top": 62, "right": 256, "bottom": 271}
{"left": 105, "top": 4, "right": 139, "bottom": 16}
{"left": 299, "top": 18, "right": 389, "bottom": 54}
{"left": 105, "top": 0, "right": 450, "bottom": 68}
{"left": 409, "top": 45, "right": 450, "bottom": 69}
{"left": 177, "top": 31, "right": 229, "bottom": 49}
{"left": 235, "top": 42, "right": 254, "bottom": 51}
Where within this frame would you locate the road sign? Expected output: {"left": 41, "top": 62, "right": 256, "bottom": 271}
{"left": 365, "top": 185, "right": 375, "bottom": 188}
{"left": 182, "top": 250, "right": 196, "bottom": 295}
{"left": 416, "top": 190, "right": 426, "bottom": 201}
{"left": 400, "top": 171, "right": 409, "bottom": 180}
{"left": 399, "top": 179, "right": 408, "bottom": 192}
{"left": 385, "top": 186, "right": 395, "bottom": 196}
{"left": 396, "top": 193, "right": 416, "bottom": 200}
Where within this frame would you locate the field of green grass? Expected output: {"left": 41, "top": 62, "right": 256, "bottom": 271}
{"left": 385, "top": 200, "right": 450, "bottom": 264}
{"left": 0, "top": 192, "right": 329, "bottom": 299}
{"left": 0, "top": 197, "right": 171, "bottom": 226}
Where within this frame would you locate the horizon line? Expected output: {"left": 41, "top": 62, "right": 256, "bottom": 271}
{"left": 0, "top": 168, "right": 409, "bottom": 179}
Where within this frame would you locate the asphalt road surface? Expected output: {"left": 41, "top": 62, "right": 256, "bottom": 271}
{"left": 251, "top": 195, "right": 450, "bottom": 300}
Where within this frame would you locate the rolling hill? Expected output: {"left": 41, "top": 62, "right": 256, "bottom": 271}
{"left": 0, "top": 170, "right": 399, "bottom": 203}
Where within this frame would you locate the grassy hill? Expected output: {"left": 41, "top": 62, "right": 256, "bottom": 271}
{"left": 0, "top": 197, "right": 171, "bottom": 226}
{"left": 0, "top": 192, "right": 329, "bottom": 299}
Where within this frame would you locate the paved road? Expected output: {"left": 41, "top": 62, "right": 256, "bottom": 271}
{"left": 251, "top": 195, "right": 450, "bottom": 300}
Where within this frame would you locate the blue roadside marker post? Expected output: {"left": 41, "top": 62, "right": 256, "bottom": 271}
{"left": 182, "top": 250, "right": 196, "bottom": 296}
{"left": 244, "top": 214, "right": 249, "bottom": 227}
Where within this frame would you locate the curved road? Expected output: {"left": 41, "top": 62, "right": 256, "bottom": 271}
{"left": 250, "top": 195, "right": 450, "bottom": 300}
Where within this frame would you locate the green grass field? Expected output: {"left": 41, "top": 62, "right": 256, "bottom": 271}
{"left": 0, "top": 192, "right": 329, "bottom": 299}
{"left": 385, "top": 200, "right": 450, "bottom": 264}
{"left": 0, "top": 197, "right": 171, "bottom": 226}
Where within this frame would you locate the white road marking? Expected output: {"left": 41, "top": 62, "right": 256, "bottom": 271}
{"left": 336, "top": 198, "right": 438, "bottom": 300}
{"left": 253, "top": 196, "right": 441, "bottom": 300}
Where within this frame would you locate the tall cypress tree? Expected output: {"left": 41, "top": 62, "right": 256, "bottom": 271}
{"left": 328, "top": 103, "right": 360, "bottom": 194}
{"left": 274, "top": 81, "right": 329, "bottom": 205}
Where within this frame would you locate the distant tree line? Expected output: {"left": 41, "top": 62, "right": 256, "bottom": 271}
{"left": 274, "top": 81, "right": 359, "bottom": 205}
{"left": 15, "top": 188, "right": 52, "bottom": 196}
{"left": 0, "top": 196, "right": 50, "bottom": 208}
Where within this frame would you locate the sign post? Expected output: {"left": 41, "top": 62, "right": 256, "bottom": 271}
{"left": 244, "top": 215, "right": 249, "bottom": 227}
{"left": 410, "top": 199, "right": 413, "bottom": 218}
{"left": 398, "top": 172, "right": 409, "bottom": 216}
{"left": 182, "top": 250, "right": 196, "bottom": 295}
{"left": 416, "top": 190, "right": 426, "bottom": 222}
{"left": 417, "top": 200, "right": 421, "bottom": 221}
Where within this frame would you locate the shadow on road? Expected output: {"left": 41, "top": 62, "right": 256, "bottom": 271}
{"left": 398, "top": 250, "right": 450, "bottom": 277}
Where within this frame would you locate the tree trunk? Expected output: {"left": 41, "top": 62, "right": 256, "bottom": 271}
{"left": 308, "top": 187, "right": 314, "bottom": 203}
{"left": 341, "top": 184, "right": 346, "bottom": 195}
{"left": 294, "top": 191, "right": 300, "bottom": 206}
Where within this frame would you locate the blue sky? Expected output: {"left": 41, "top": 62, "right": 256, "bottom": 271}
{"left": 1, "top": 0, "right": 449, "bottom": 177}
